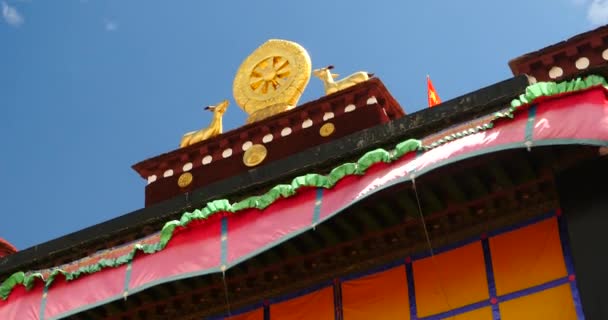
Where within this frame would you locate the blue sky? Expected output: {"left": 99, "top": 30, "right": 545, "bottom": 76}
{"left": 0, "top": 0, "right": 603, "bottom": 250}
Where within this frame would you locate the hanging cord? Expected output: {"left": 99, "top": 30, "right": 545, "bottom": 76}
{"left": 412, "top": 178, "right": 434, "bottom": 257}
{"left": 412, "top": 178, "right": 453, "bottom": 311}
{"left": 222, "top": 271, "right": 232, "bottom": 317}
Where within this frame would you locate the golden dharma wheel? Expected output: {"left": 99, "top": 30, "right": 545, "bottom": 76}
{"left": 233, "top": 39, "right": 311, "bottom": 117}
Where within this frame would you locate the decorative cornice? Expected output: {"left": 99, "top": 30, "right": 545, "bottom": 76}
{"left": 509, "top": 25, "right": 608, "bottom": 82}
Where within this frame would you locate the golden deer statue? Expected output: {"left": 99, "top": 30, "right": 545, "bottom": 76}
{"left": 312, "top": 65, "right": 373, "bottom": 95}
{"left": 180, "top": 100, "right": 229, "bottom": 148}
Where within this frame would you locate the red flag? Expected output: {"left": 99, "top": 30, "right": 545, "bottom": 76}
{"left": 427, "top": 75, "right": 441, "bottom": 108}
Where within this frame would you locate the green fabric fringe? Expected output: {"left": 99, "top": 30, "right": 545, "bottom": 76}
{"left": 0, "top": 138, "right": 422, "bottom": 300}
{"left": 1, "top": 74, "right": 605, "bottom": 300}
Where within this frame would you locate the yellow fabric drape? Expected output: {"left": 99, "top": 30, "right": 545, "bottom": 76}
{"left": 230, "top": 217, "right": 577, "bottom": 320}
{"left": 270, "top": 286, "right": 334, "bottom": 320}
{"left": 443, "top": 307, "right": 493, "bottom": 320}
{"left": 490, "top": 218, "right": 567, "bottom": 295}
{"left": 413, "top": 242, "right": 489, "bottom": 317}
{"left": 499, "top": 284, "right": 576, "bottom": 319}
{"left": 225, "top": 308, "right": 263, "bottom": 320}
{"left": 342, "top": 266, "right": 410, "bottom": 320}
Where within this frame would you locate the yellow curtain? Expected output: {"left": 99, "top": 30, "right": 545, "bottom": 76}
{"left": 240, "top": 217, "right": 578, "bottom": 320}
{"left": 225, "top": 308, "right": 263, "bottom": 320}
{"left": 443, "top": 307, "right": 492, "bottom": 320}
{"left": 413, "top": 242, "right": 489, "bottom": 317}
{"left": 490, "top": 218, "right": 567, "bottom": 295}
{"left": 499, "top": 284, "right": 576, "bottom": 319}
{"left": 270, "top": 286, "right": 334, "bottom": 320}
{"left": 342, "top": 266, "right": 410, "bottom": 320}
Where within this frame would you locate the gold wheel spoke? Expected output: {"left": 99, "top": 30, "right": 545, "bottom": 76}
{"left": 277, "top": 71, "right": 290, "bottom": 79}
{"left": 250, "top": 79, "right": 263, "bottom": 89}
{"left": 275, "top": 59, "right": 289, "bottom": 72}
{"left": 254, "top": 82, "right": 265, "bottom": 93}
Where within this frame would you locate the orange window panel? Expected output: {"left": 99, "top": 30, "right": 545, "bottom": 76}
{"left": 270, "top": 286, "right": 334, "bottom": 320}
{"left": 342, "top": 266, "right": 410, "bottom": 320}
{"left": 489, "top": 218, "right": 567, "bottom": 296}
{"left": 225, "top": 308, "right": 263, "bottom": 320}
{"left": 499, "top": 284, "right": 576, "bottom": 320}
{"left": 443, "top": 307, "right": 493, "bottom": 320}
{"left": 413, "top": 241, "right": 489, "bottom": 317}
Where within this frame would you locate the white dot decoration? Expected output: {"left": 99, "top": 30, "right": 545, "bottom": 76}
{"left": 222, "top": 148, "right": 233, "bottom": 158}
{"left": 242, "top": 141, "right": 253, "bottom": 151}
{"left": 603, "top": 49, "right": 608, "bottom": 60}
{"left": 302, "top": 119, "right": 313, "bottom": 128}
{"left": 548, "top": 66, "right": 563, "bottom": 79}
{"left": 147, "top": 175, "right": 157, "bottom": 184}
{"left": 263, "top": 133, "right": 273, "bottom": 143}
{"left": 323, "top": 112, "right": 334, "bottom": 121}
{"left": 182, "top": 162, "right": 193, "bottom": 172}
{"left": 281, "top": 127, "right": 292, "bottom": 136}
{"left": 344, "top": 104, "right": 356, "bottom": 113}
{"left": 367, "top": 96, "right": 378, "bottom": 105}
{"left": 163, "top": 169, "right": 174, "bottom": 178}
{"left": 575, "top": 57, "right": 590, "bottom": 70}
{"left": 202, "top": 155, "right": 212, "bottom": 165}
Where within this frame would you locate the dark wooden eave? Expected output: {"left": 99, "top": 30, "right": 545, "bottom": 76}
{"left": 0, "top": 75, "right": 530, "bottom": 279}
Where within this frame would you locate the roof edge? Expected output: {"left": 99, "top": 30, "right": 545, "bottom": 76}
{"left": 0, "top": 75, "right": 530, "bottom": 277}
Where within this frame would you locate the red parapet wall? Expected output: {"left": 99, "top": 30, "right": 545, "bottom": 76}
{"left": 133, "top": 78, "right": 405, "bottom": 207}
{"left": 509, "top": 25, "right": 608, "bottom": 82}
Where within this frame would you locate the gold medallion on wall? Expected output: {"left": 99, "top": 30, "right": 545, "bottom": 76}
{"left": 177, "top": 172, "right": 193, "bottom": 188}
{"left": 243, "top": 144, "right": 268, "bottom": 167}
{"left": 319, "top": 123, "right": 335, "bottom": 137}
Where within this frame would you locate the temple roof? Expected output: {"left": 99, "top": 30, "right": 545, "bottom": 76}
{"left": 0, "top": 75, "right": 529, "bottom": 279}
{"left": 2, "top": 73, "right": 608, "bottom": 318}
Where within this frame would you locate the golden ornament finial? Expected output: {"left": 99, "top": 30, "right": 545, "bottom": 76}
{"left": 233, "top": 39, "right": 311, "bottom": 124}
{"left": 179, "top": 100, "right": 229, "bottom": 148}
{"left": 312, "top": 65, "right": 373, "bottom": 95}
